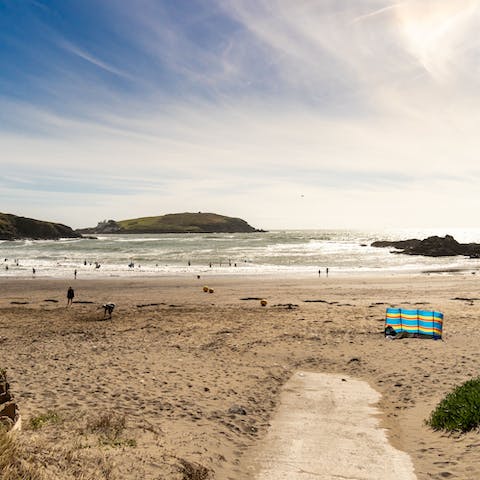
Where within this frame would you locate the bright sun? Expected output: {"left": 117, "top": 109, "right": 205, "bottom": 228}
{"left": 396, "top": 0, "right": 478, "bottom": 78}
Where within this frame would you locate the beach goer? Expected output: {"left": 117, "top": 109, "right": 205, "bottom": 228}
{"left": 326, "top": 267, "right": 329, "bottom": 277}
{"left": 32, "top": 267, "right": 36, "bottom": 276}
{"left": 318, "top": 269, "right": 321, "bottom": 276}
{"left": 74, "top": 269, "right": 77, "bottom": 279}
{"left": 67, "top": 286, "right": 75, "bottom": 306}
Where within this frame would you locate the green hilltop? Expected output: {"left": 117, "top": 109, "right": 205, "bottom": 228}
{"left": 78, "top": 212, "right": 260, "bottom": 234}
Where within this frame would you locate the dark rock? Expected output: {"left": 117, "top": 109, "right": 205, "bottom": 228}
{"left": 372, "top": 235, "right": 480, "bottom": 258}
{"left": 0, "top": 401, "right": 17, "bottom": 421}
{"left": 0, "top": 371, "right": 19, "bottom": 431}
{"left": 228, "top": 405, "right": 247, "bottom": 415}
{"left": 371, "top": 238, "right": 422, "bottom": 250}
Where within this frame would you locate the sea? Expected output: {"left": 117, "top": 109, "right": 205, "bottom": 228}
{"left": 1, "top": 228, "right": 480, "bottom": 279}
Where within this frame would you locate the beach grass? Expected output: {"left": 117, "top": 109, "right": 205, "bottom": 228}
{"left": 427, "top": 377, "right": 480, "bottom": 432}
{"left": 85, "top": 412, "right": 136, "bottom": 448}
{"left": 29, "top": 411, "right": 61, "bottom": 431}
{"left": 0, "top": 427, "right": 43, "bottom": 480}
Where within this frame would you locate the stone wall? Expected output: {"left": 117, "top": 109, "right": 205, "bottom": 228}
{"left": 0, "top": 371, "right": 20, "bottom": 431}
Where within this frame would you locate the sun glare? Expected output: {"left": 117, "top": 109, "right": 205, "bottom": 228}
{"left": 396, "top": 0, "right": 478, "bottom": 78}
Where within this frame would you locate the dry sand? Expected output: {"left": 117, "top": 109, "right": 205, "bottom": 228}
{"left": 0, "top": 273, "right": 479, "bottom": 479}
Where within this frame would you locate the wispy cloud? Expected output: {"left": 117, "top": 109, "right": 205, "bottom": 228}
{"left": 59, "top": 40, "right": 135, "bottom": 81}
{"left": 1, "top": 1, "right": 480, "bottom": 228}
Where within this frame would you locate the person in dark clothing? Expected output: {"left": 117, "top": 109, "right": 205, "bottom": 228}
{"left": 67, "top": 286, "right": 74, "bottom": 306}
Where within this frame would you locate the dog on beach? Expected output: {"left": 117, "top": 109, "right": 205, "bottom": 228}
{"left": 102, "top": 303, "right": 116, "bottom": 319}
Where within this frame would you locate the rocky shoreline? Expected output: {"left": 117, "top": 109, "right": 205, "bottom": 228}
{"left": 371, "top": 235, "right": 480, "bottom": 258}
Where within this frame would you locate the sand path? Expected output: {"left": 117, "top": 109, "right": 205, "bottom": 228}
{"left": 250, "top": 372, "right": 417, "bottom": 480}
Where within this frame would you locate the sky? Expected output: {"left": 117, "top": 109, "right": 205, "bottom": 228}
{"left": 1, "top": 0, "right": 480, "bottom": 230}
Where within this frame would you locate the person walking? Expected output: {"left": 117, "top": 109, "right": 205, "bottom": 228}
{"left": 67, "top": 286, "right": 75, "bottom": 306}
{"left": 74, "top": 269, "right": 77, "bottom": 279}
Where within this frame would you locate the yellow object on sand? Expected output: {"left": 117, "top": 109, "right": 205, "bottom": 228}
{"left": 203, "top": 286, "right": 209, "bottom": 292}
{"left": 261, "top": 299, "right": 267, "bottom": 306}
{"left": 209, "top": 288, "right": 214, "bottom": 294}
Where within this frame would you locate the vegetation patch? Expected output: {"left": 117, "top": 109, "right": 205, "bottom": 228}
{"left": 0, "top": 427, "right": 44, "bottom": 480}
{"left": 427, "top": 377, "right": 480, "bottom": 432}
{"left": 86, "top": 412, "right": 136, "bottom": 448}
{"left": 177, "top": 458, "right": 212, "bottom": 480}
{"left": 29, "top": 411, "right": 61, "bottom": 431}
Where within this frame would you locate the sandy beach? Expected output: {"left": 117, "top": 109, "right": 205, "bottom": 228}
{"left": 1, "top": 273, "right": 479, "bottom": 479}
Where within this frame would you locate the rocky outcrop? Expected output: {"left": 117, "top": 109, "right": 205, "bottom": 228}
{"left": 372, "top": 235, "right": 480, "bottom": 257}
{"left": 78, "top": 212, "right": 262, "bottom": 234}
{"left": 0, "top": 213, "right": 81, "bottom": 241}
{"left": 0, "top": 371, "right": 20, "bottom": 431}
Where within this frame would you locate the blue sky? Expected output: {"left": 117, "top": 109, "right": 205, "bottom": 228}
{"left": 1, "top": 0, "right": 480, "bottom": 229}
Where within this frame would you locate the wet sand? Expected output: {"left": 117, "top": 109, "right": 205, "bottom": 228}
{"left": 0, "top": 274, "right": 479, "bottom": 479}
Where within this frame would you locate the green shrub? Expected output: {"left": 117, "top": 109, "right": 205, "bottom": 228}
{"left": 427, "top": 377, "right": 480, "bottom": 432}
{"left": 29, "top": 411, "right": 60, "bottom": 431}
